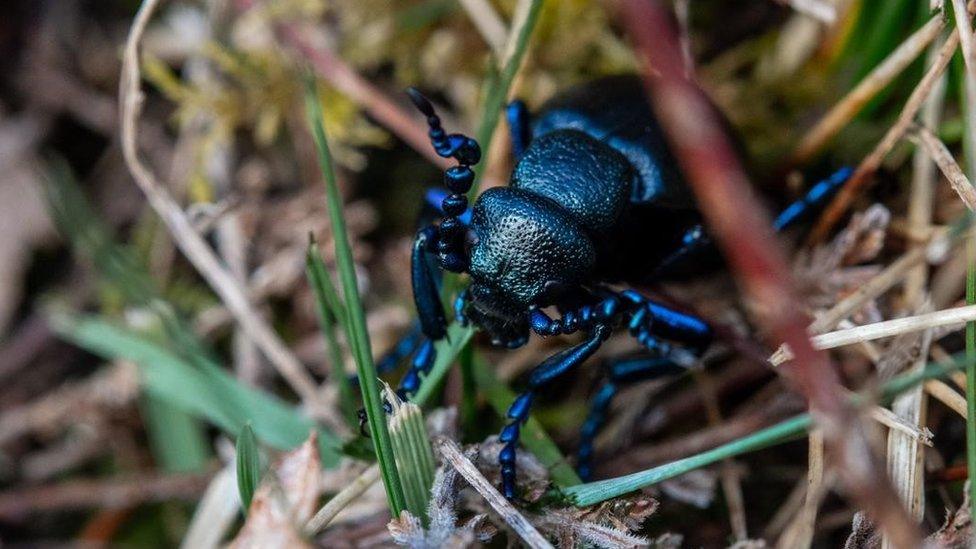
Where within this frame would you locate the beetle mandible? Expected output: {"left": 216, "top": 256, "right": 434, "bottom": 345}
{"left": 387, "top": 75, "right": 849, "bottom": 500}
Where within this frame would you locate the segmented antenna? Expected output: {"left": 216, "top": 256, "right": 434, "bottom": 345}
{"left": 406, "top": 88, "right": 481, "bottom": 273}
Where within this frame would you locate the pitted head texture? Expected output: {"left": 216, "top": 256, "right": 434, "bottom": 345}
{"left": 511, "top": 130, "right": 633, "bottom": 234}
{"left": 468, "top": 187, "right": 596, "bottom": 308}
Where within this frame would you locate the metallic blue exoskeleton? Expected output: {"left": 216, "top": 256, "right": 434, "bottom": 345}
{"left": 391, "top": 75, "right": 850, "bottom": 499}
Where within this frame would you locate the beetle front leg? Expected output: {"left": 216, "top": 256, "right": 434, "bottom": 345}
{"left": 498, "top": 324, "right": 611, "bottom": 500}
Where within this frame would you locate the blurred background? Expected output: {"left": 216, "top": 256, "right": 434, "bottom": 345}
{"left": 1, "top": 0, "right": 974, "bottom": 547}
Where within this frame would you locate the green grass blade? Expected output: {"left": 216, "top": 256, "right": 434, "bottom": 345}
{"left": 472, "top": 353, "right": 582, "bottom": 489}
{"left": 565, "top": 415, "right": 810, "bottom": 506}
{"left": 141, "top": 395, "right": 210, "bottom": 473}
{"left": 236, "top": 422, "right": 261, "bottom": 513}
{"left": 304, "top": 75, "right": 406, "bottom": 515}
{"left": 468, "top": 0, "right": 544, "bottom": 198}
{"left": 565, "top": 356, "right": 969, "bottom": 506}
{"left": 306, "top": 241, "right": 358, "bottom": 427}
{"left": 51, "top": 313, "right": 342, "bottom": 466}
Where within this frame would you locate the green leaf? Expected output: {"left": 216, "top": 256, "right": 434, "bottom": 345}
{"left": 51, "top": 313, "right": 342, "bottom": 467}
{"left": 306, "top": 240, "right": 358, "bottom": 427}
{"left": 142, "top": 395, "right": 210, "bottom": 473}
{"left": 236, "top": 422, "right": 261, "bottom": 513}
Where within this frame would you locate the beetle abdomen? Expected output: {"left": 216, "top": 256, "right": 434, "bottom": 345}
{"left": 511, "top": 130, "right": 633, "bottom": 234}
{"left": 532, "top": 74, "right": 692, "bottom": 209}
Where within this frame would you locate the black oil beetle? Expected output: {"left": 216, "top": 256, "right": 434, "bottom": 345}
{"left": 384, "top": 75, "right": 849, "bottom": 499}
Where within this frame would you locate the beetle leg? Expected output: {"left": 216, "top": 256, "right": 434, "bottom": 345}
{"left": 651, "top": 167, "right": 853, "bottom": 278}
{"left": 412, "top": 226, "right": 448, "bottom": 342}
{"left": 577, "top": 356, "right": 685, "bottom": 480}
{"left": 772, "top": 166, "right": 852, "bottom": 231}
{"left": 498, "top": 324, "right": 612, "bottom": 499}
{"left": 373, "top": 322, "right": 423, "bottom": 377}
{"left": 506, "top": 100, "right": 532, "bottom": 160}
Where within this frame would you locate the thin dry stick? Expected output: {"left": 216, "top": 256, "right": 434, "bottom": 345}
{"left": 119, "top": 0, "right": 334, "bottom": 421}
{"left": 776, "top": 429, "right": 825, "bottom": 549}
{"left": 180, "top": 464, "right": 239, "bottom": 549}
{"left": 791, "top": 15, "right": 945, "bottom": 165}
{"left": 812, "top": 304, "right": 976, "bottom": 349}
{"left": 435, "top": 437, "right": 553, "bottom": 549}
{"left": 925, "top": 379, "right": 968, "bottom": 417}
{"left": 910, "top": 125, "right": 976, "bottom": 211}
{"left": 305, "top": 464, "right": 381, "bottom": 534}
{"left": 458, "top": 0, "right": 508, "bottom": 55}
{"left": 869, "top": 405, "right": 933, "bottom": 446}
{"left": 693, "top": 370, "right": 747, "bottom": 540}
{"left": 777, "top": 0, "right": 837, "bottom": 24}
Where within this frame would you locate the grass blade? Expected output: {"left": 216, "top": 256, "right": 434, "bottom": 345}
{"left": 410, "top": 323, "right": 475, "bottom": 405}
{"left": 51, "top": 313, "right": 342, "bottom": 466}
{"left": 304, "top": 75, "right": 407, "bottom": 515}
{"left": 469, "top": 0, "right": 544, "bottom": 197}
{"left": 306, "top": 241, "right": 358, "bottom": 427}
{"left": 236, "top": 422, "right": 261, "bottom": 513}
{"left": 142, "top": 395, "right": 210, "bottom": 473}
{"left": 565, "top": 356, "right": 970, "bottom": 506}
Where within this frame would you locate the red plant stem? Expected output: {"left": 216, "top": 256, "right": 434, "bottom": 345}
{"left": 621, "top": 1, "right": 920, "bottom": 546}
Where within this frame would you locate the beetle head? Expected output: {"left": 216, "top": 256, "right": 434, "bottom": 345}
{"left": 464, "top": 187, "right": 596, "bottom": 345}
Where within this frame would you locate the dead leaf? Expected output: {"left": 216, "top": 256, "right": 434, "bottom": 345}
{"left": 229, "top": 432, "right": 322, "bottom": 549}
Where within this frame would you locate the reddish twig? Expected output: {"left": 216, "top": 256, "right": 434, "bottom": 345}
{"left": 620, "top": 2, "right": 920, "bottom": 546}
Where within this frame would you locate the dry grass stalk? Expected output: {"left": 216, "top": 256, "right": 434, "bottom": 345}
{"left": 791, "top": 15, "right": 945, "bottom": 165}
{"left": 883, "top": 327, "right": 932, "bottom": 549}
{"left": 694, "top": 370, "right": 748, "bottom": 540}
{"left": 120, "top": 0, "right": 337, "bottom": 424}
{"left": 458, "top": 0, "right": 508, "bottom": 56}
{"left": 305, "top": 464, "right": 381, "bottom": 534}
{"left": 811, "top": 303, "right": 976, "bottom": 349}
{"left": 776, "top": 429, "right": 825, "bottom": 548}
{"left": 180, "top": 464, "right": 239, "bottom": 549}
{"left": 869, "top": 405, "right": 933, "bottom": 446}
{"left": 808, "top": 10, "right": 972, "bottom": 241}
{"left": 909, "top": 125, "right": 976, "bottom": 211}
{"left": 924, "top": 379, "right": 968, "bottom": 418}
{"left": 434, "top": 437, "right": 553, "bottom": 549}
{"left": 777, "top": 0, "right": 837, "bottom": 23}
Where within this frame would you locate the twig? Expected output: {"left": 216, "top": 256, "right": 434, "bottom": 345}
{"left": 810, "top": 304, "right": 976, "bottom": 350}
{"left": 925, "top": 379, "right": 968, "bottom": 418}
{"left": 693, "top": 370, "right": 747, "bottom": 540}
{"left": 0, "top": 471, "right": 213, "bottom": 518}
{"left": 791, "top": 15, "right": 945, "bottom": 165}
{"left": 305, "top": 464, "right": 381, "bottom": 534}
{"left": 909, "top": 125, "right": 976, "bottom": 211}
{"left": 119, "top": 0, "right": 332, "bottom": 419}
{"left": 776, "top": 429, "right": 825, "bottom": 548}
{"left": 434, "top": 437, "right": 553, "bottom": 549}
{"left": 622, "top": 1, "right": 920, "bottom": 545}
{"left": 775, "top": 0, "right": 837, "bottom": 24}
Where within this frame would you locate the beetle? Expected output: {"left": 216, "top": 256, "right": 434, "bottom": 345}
{"left": 385, "top": 75, "right": 850, "bottom": 499}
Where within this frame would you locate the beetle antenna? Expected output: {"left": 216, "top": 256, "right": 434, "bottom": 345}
{"left": 406, "top": 87, "right": 481, "bottom": 273}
